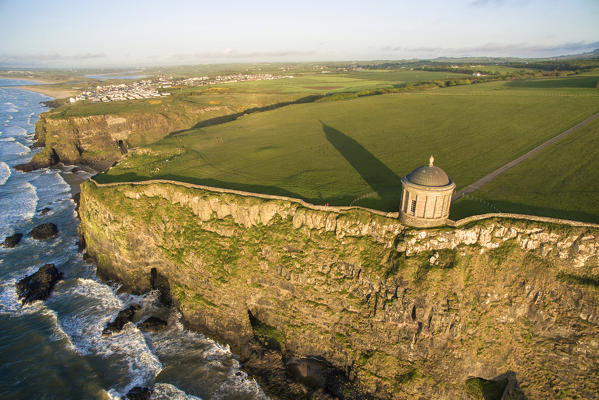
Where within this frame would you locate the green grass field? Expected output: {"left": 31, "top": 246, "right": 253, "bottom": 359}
{"left": 96, "top": 72, "right": 599, "bottom": 219}
{"left": 451, "top": 116, "right": 599, "bottom": 223}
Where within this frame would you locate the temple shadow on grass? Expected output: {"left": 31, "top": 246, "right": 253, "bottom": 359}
{"left": 321, "top": 122, "right": 402, "bottom": 198}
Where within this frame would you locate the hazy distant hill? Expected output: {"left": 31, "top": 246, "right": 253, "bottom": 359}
{"left": 546, "top": 48, "right": 599, "bottom": 60}
{"left": 429, "top": 48, "right": 599, "bottom": 64}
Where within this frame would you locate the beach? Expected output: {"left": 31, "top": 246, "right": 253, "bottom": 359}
{"left": 19, "top": 84, "right": 78, "bottom": 99}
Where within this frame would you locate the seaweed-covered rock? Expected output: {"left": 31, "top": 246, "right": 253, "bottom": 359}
{"left": 102, "top": 304, "right": 141, "bottom": 336}
{"left": 29, "top": 223, "right": 58, "bottom": 240}
{"left": 2, "top": 233, "right": 23, "bottom": 248}
{"left": 38, "top": 207, "right": 51, "bottom": 215}
{"left": 140, "top": 316, "right": 168, "bottom": 332}
{"left": 126, "top": 386, "right": 152, "bottom": 400}
{"left": 16, "top": 264, "right": 63, "bottom": 304}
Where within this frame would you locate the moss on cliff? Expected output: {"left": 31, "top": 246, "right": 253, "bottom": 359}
{"left": 79, "top": 181, "right": 599, "bottom": 400}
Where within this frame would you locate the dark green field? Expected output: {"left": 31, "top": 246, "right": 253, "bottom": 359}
{"left": 97, "top": 72, "right": 599, "bottom": 220}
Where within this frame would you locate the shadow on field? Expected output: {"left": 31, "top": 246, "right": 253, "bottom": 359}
{"left": 168, "top": 94, "right": 325, "bottom": 136}
{"left": 96, "top": 171, "right": 316, "bottom": 200}
{"left": 321, "top": 122, "right": 402, "bottom": 197}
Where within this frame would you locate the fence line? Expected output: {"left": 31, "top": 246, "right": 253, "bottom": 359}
{"left": 89, "top": 178, "right": 599, "bottom": 229}
{"left": 88, "top": 178, "right": 400, "bottom": 219}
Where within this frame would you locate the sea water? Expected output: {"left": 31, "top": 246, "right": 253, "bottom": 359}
{"left": 0, "top": 79, "right": 268, "bottom": 400}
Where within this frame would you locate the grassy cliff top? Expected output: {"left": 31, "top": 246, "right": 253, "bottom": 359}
{"left": 95, "top": 72, "right": 599, "bottom": 220}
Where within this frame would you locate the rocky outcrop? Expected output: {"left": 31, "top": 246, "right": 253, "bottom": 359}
{"left": 126, "top": 386, "right": 152, "bottom": 400}
{"left": 16, "top": 264, "right": 63, "bottom": 304}
{"left": 29, "top": 223, "right": 58, "bottom": 240}
{"left": 102, "top": 304, "right": 141, "bottom": 336}
{"left": 139, "top": 316, "right": 167, "bottom": 332}
{"left": 18, "top": 105, "right": 228, "bottom": 172}
{"left": 2, "top": 233, "right": 23, "bottom": 248}
{"left": 79, "top": 181, "right": 599, "bottom": 400}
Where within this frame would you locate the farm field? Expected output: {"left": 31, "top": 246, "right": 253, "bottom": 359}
{"left": 47, "top": 70, "right": 471, "bottom": 119}
{"left": 451, "top": 115, "right": 599, "bottom": 223}
{"left": 96, "top": 72, "right": 599, "bottom": 216}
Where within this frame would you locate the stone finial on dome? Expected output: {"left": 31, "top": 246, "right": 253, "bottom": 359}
{"left": 429, "top": 155, "right": 434, "bottom": 167}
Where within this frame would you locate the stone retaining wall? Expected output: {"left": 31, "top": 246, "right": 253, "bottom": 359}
{"left": 89, "top": 178, "right": 599, "bottom": 229}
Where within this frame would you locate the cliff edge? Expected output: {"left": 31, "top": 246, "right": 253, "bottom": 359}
{"left": 79, "top": 180, "right": 599, "bottom": 399}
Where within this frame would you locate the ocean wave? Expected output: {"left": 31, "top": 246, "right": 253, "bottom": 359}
{"left": 0, "top": 264, "right": 52, "bottom": 316}
{"left": 31, "top": 170, "right": 71, "bottom": 204}
{"left": 41, "top": 307, "right": 77, "bottom": 352}
{"left": 0, "top": 181, "right": 38, "bottom": 240}
{"left": 0, "top": 161, "right": 10, "bottom": 185}
{"left": 153, "top": 383, "right": 204, "bottom": 400}
{"left": 2, "top": 102, "right": 19, "bottom": 113}
{"left": 212, "top": 367, "right": 269, "bottom": 400}
{"left": 147, "top": 312, "right": 269, "bottom": 400}
{"left": 2, "top": 125, "right": 27, "bottom": 136}
{"left": 53, "top": 278, "right": 162, "bottom": 395}
{"left": 0, "top": 139, "right": 31, "bottom": 158}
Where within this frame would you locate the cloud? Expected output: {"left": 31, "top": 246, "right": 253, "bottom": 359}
{"left": 170, "top": 49, "right": 317, "bottom": 60}
{"left": 382, "top": 40, "right": 599, "bottom": 57}
{"left": 468, "top": 0, "right": 513, "bottom": 7}
{"left": 0, "top": 52, "right": 106, "bottom": 65}
{"left": 71, "top": 52, "right": 107, "bottom": 60}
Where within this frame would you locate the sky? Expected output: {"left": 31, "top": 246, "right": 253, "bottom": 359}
{"left": 0, "top": 0, "right": 598, "bottom": 67}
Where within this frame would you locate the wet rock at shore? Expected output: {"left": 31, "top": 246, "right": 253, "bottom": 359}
{"left": 38, "top": 207, "right": 51, "bottom": 215}
{"left": 29, "top": 223, "right": 59, "bottom": 240}
{"left": 126, "top": 386, "right": 152, "bottom": 400}
{"left": 140, "top": 316, "right": 168, "bottom": 332}
{"left": 16, "top": 263, "right": 63, "bottom": 304}
{"left": 2, "top": 233, "right": 23, "bottom": 248}
{"left": 102, "top": 304, "right": 141, "bottom": 336}
{"left": 14, "top": 149, "right": 59, "bottom": 172}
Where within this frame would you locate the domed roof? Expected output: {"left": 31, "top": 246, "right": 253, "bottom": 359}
{"left": 406, "top": 155, "right": 451, "bottom": 187}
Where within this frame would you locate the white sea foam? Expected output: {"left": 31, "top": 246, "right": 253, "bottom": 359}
{"left": 0, "top": 139, "right": 30, "bottom": 157}
{"left": 42, "top": 307, "right": 77, "bottom": 352}
{"left": 153, "top": 383, "right": 204, "bottom": 400}
{"left": 3, "top": 102, "right": 18, "bottom": 113}
{"left": 54, "top": 278, "right": 162, "bottom": 394}
{"left": 0, "top": 267, "right": 49, "bottom": 316}
{"left": 212, "top": 368, "right": 269, "bottom": 400}
{"left": 31, "top": 170, "right": 71, "bottom": 205}
{"left": 0, "top": 279, "right": 23, "bottom": 314}
{"left": 147, "top": 312, "right": 269, "bottom": 400}
{"left": 0, "top": 181, "right": 38, "bottom": 239}
{"left": 0, "top": 161, "right": 10, "bottom": 185}
{"left": 2, "top": 125, "right": 26, "bottom": 137}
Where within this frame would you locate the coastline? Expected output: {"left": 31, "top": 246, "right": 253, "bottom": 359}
{"left": 56, "top": 164, "right": 97, "bottom": 196}
{"left": 17, "top": 84, "right": 78, "bottom": 99}
{"left": 16, "top": 85, "right": 95, "bottom": 195}
{"left": 0, "top": 75, "right": 61, "bottom": 84}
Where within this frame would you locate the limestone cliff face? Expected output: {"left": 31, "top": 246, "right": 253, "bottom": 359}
{"left": 25, "top": 106, "right": 224, "bottom": 171}
{"left": 79, "top": 181, "right": 599, "bottom": 400}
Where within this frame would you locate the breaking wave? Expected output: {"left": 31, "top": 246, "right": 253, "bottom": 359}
{"left": 0, "top": 161, "right": 10, "bottom": 185}
{"left": 0, "top": 181, "right": 38, "bottom": 238}
{"left": 52, "top": 278, "right": 162, "bottom": 395}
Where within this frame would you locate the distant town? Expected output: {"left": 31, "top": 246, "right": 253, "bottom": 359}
{"left": 69, "top": 73, "right": 294, "bottom": 104}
